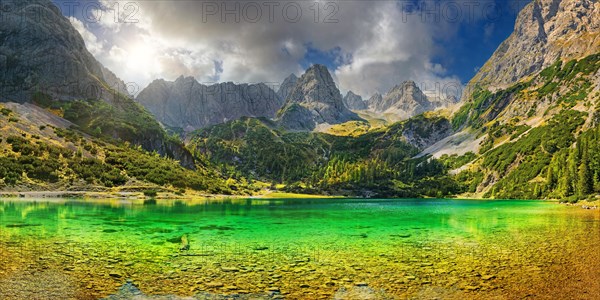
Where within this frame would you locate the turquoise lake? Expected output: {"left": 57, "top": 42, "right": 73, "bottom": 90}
{"left": 0, "top": 198, "right": 599, "bottom": 299}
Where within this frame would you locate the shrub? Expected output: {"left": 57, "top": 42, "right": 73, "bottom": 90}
{"left": 143, "top": 190, "right": 158, "bottom": 197}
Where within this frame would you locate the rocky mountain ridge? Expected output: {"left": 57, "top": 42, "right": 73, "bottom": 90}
{"left": 431, "top": 0, "right": 600, "bottom": 200}
{"left": 343, "top": 91, "right": 367, "bottom": 110}
{"left": 365, "top": 81, "right": 456, "bottom": 121}
{"left": 277, "top": 74, "right": 298, "bottom": 101}
{"left": 464, "top": 0, "right": 600, "bottom": 100}
{"left": 136, "top": 76, "right": 283, "bottom": 131}
{"left": 277, "top": 64, "right": 361, "bottom": 130}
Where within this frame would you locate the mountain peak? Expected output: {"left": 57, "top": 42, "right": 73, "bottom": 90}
{"left": 278, "top": 65, "right": 360, "bottom": 130}
{"left": 389, "top": 81, "right": 418, "bottom": 93}
{"left": 465, "top": 0, "right": 600, "bottom": 98}
{"left": 366, "top": 81, "right": 454, "bottom": 121}
{"left": 277, "top": 73, "right": 299, "bottom": 100}
{"left": 306, "top": 64, "right": 329, "bottom": 73}
{"left": 285, "top": 73, "right": 298, "bottom": 81}
{"left": 343, "top": 91, "right": 367, "bottom": 110}
{"left": 173, "top": 75, "right": 197, "bottom": 84}
{"left": 284, "top": 64, "right": 339, "bottom": 105}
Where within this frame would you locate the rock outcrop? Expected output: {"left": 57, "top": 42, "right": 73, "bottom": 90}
{"left": 465, "top": 0, "right": 600, "bottom": 98}
{"left": 367, "top": 81, "right": 455, "bottom": 121}
{"left": 343, "top": 91, "right": 367, "bottom": 110}
{"left": 136, "top": 77, "right": 283, "bottom": 131}
{"left": 278, "top": 64, "right": 361, "bottom": 130}
{"left": 401, "top": 116, "right": 454, "bottom": 150}
{"left": 366, "top": 93, "right": 383, "bottom": 110}
{"left": 0, "top": 0, "right": 129, "bottom": 103}
{"left": 277, "top": 74, "right": 298, "bottom": 101}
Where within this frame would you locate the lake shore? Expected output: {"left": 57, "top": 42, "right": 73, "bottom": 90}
{"left": 0, "top": 190, "right": 341, "bottom": 202}
{"left": 1, "top": 190, "right": 598, "bottom": 209}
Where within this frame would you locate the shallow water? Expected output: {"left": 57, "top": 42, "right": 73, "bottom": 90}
{"left": 0, "top": 198, "right": 599, "bottom": 299}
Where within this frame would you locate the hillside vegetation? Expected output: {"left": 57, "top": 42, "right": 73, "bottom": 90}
{"left": 0, "top": 103, "right": 238, "bottom": 195}
{"left": 450, "top": 53, "right": 600, "bottom": 201}
{"left": 188, "top": 116, "right": 460, "bottom": 198}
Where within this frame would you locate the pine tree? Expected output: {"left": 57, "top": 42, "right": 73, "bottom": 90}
{"left": 565, "top": 150, "right": 578, "bottom": 196}
{"left": 577, "top": 150, "right": 593, "bottom": 197}
{"left": 546, "top": 165, "right": 556, "bottom": 189}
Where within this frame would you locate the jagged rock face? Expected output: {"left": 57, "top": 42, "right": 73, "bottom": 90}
{"left": 402, "top": 117, "right": 454, "bottom": 150}
{"left": 277, "top": 74, "right": 297, "bottom": 101}
{"left": 137, "top": 77, "right": 283, "bottom": 131}
{"left": 466, "top": 0, "right": 600, "bottom": 98}
{"left": 367, "top": 81, "right": 454, "bottom": 121}
{"left": 343, "top": 91, "right": 367, "bottom": 110}
{"left": 366, "top": 93, "right": 383, "bottom": 110}
{"left": 373, "top": 81, "right": 429, "bottom": 114}
{"left": 0, "top": 0, "right": 128, "bottom": 103}
{"left": 279, "top": 64, "right": 360, "bottom": 129}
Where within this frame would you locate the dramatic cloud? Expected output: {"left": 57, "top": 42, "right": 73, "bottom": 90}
{"left": 65, "top": 0, "right": 519, "bottom": 97}
{"left": 68, "top": 16, "right": 104, "bottom": 57}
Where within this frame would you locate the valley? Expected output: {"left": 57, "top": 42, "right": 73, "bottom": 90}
{"left": 2, "top": 0, "right": 600, "bottom": 298}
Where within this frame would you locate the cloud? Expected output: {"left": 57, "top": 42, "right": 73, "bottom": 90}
{"left": 484, "top": 23, "right": 496, "bottom": 41}
{"left": 69, "top": 0, "right": 500, "bottom": 97}
{"left": 68, "top": 16, "right": 104, "bottom": 57}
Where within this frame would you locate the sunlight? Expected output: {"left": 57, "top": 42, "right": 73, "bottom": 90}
{"left": 125, "top": 42, "right": 158, "bottom": 75}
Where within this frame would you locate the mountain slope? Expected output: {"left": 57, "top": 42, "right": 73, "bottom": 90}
{"left": 465, "top": 0, "right": 600, "bottom": 96}
{"left": 449, "top": 51, "right": 600, "bottom": 200}
{"left": 0, "top": 102, "right": 235, "bottom": 194}
{"left": 0, "top": 0, "right": 195, "bottom": 168}
{"left": 187, "top": 115, "right": 457, "bottom": 197}
{"left": 278, "top": 64, "right": 361, "bottom": 130}
{"left": 366, "top": 82, "right": 456, "bottom": 121}
{"left": 423, "top": 0, "right": 600, "bottom": 201}
{"left": 137, "top": 77, "right": 283, "bottom": 131}
{"left": 277, "top": 74, "right": 298, "bottom": 101}
{"left": 343, "top": 91, "right": 367, "bottom": 110}
{"left": 0, "top": 0, "right": 127, "bottom": 103}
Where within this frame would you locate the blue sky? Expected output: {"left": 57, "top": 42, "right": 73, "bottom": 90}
{"left": 53, "top": 0, "right": 529, "bottom": 97}
{"left": 297, "top": 0, "right": 526, "bottom": 83}
{"left": 431, "top": 0, "right": 527, "bottom": 82}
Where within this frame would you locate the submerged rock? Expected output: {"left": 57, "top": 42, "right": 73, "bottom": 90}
{"left": 102, "top": 281, "right": 282, "bottom": 299}
{"left": 333, "top": 286, "right": 394, "bottom": 300}
{"left": 5, "top": 223, "right": 42, "bottom": 228}
{"left": 180, "top": 234, "right": 190, "bottom": 251}
{"left": 205, "top": 282, "right": 224, "bottom": 288}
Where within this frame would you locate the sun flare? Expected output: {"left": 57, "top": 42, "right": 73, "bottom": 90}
{"left": 125, "top": 43, "right": 158, "bottom": 75}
